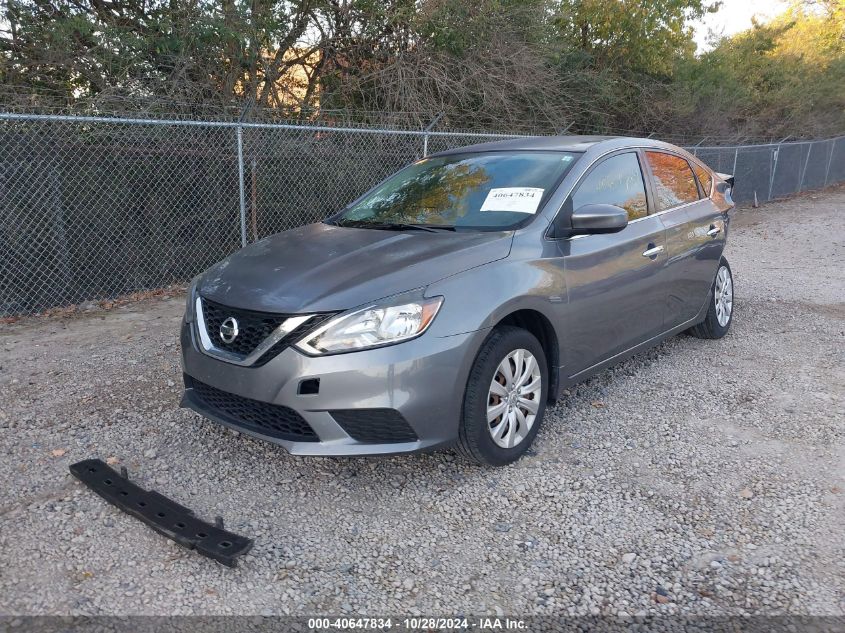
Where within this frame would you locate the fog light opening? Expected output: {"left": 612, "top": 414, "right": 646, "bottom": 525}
{"left": 298, "top": 378, "right": 320, "bottom": 395}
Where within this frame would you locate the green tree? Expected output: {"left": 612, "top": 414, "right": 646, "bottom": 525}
{"left": 664, "top": 0, "right": 845, "bottom": 139}
{"left": 0, "top": 0, "right": 317, "bottom": 109}
{"left": 1, "top": 0, "right": 842, "bottom": 140}
{"left": 553, "top": 0, "right": 718, "bottom": 77}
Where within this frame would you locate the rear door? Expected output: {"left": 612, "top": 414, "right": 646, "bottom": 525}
{"left": 643, "top": 151, "right": 726, "bottom": 327}
{"left": 556, "top": 151, "right": 669, "bottom": 376}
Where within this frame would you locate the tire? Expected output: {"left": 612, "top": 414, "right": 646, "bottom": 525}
{"left": 457, "top": 326, "right": 548, "bottom": 466}
{"left": 689, "top": 256, "right": 734, "bottom": 339}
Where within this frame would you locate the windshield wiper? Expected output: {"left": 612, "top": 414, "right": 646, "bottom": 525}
{"left": 335, "top": 220, "right": 456, "bottom": 233}
{"left": 371, "top": 223, "right": 441, "bottom": 233}
{"left": 397, "top": 223, "right": 457, "bottom": 232}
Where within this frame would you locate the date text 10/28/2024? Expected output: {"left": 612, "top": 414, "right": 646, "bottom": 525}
{"left": 308, "top": 617, "right": 527, "bottom": 630}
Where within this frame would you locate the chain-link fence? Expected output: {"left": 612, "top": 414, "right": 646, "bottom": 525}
{"left": 1, "top": 111, "right": 843, "bottom": 317}
{"left": 690, "top": 138, "right": 845, "bottom": 205}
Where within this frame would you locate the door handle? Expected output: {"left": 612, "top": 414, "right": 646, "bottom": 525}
{"left": 707, "top": 225, "right": 722, "bottom": 237}
{"left": 642, "top": 244, "right": 664, "bottom": 258}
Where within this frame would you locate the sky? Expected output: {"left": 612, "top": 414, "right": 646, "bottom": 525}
{"left": 693, "top": 0, "right": 789, "bottom": 52}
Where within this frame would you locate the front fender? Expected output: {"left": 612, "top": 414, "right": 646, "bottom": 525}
{"left": 426, "top": 257, "right": 564, "bottom": 338}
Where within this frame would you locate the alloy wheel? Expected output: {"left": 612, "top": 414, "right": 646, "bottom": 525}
{"left": 487, "top": 349, "right": 542, "bottom": 449}
{"left": 715, "top": 265, "right": 733, "bottom": 327}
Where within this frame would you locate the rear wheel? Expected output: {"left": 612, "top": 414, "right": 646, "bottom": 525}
{"left": 457, "top": 326, "right": 547, "bottom": 466}
{"left": 689, "top": 257, "right": 734, "bottom": 339}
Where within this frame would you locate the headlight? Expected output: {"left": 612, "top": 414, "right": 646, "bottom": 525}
{"left": 295, "top": 296, "right": 444, "bottom": 355}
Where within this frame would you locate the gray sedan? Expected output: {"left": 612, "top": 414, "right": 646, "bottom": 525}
{"left": 180, "top": 136, "right": 735, "bottom": 465}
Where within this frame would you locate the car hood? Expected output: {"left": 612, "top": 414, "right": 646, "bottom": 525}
{"left": 197, "top": 222, "right": 513, "bottom": 313}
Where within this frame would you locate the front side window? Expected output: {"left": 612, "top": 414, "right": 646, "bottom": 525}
{"left": 571, "top": 152, "right": 648, "bottom": 220}
{"left": 331, "top": 151, "right": 579, "bottom": 231}
{"left": 645, "top": 151, "right": 700, "bottom": 211}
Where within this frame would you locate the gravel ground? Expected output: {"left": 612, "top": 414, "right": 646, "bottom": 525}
{"left": 1, "top": 188, "right": 843, "bottom": 618}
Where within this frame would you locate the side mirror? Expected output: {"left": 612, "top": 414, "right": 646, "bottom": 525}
{"left": 570, "top": 204, "right": 628, "bottom": 235}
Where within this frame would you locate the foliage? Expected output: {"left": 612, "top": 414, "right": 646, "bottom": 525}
{"left": 0, "top": 0, "right": 842, "bottom": 140}
{"left": 664, "top": 0, "right": 845, "bottom": 140}
{"left": 0, "top": 0, "right": 318, "bottom": 108}
{"left": 553, "top": 0, "right": 717, "bottom": 76}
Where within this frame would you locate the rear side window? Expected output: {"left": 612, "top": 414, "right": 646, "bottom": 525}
{"left": 572, "top": 152, "right": 648, "bottom": 221}
{"left": 693, "top": 163, "right": 713, "bottom": 197}
{"left": 645, "top": 151, "right": 699, "bottom": 211}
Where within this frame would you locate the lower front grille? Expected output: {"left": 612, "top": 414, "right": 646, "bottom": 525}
{"left": 187, "top": 377, "right": 319, "bottom": 442}
{"left": 330, "top": 409, "right": 419, "bottom": 444}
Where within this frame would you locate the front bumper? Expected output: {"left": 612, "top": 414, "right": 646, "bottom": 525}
{"left": 180, "top": 318, "right": 487, "bottom": 456}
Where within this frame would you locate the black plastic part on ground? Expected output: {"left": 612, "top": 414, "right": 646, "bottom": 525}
{"left": 69, "top": 458, "right": 253, "bottom": 567}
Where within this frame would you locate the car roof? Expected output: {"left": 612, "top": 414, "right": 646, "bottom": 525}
{"left": 431, "top": 135, "right": 682, "bottom": 156}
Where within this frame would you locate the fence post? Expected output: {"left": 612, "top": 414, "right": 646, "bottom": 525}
{"left": 235, "top": 100, "right": 253, "bottom": 247}
{"left": 422, "top": 112, "right": 444, "bottom": 158}
{"left": 768, "top": 144, "right": 779, "bottom": 201}
{"left": 798, "top": 142, "right": 812, "bottom": 193}
{"left": 251, "top": 157, "right": 258, "bottom": 241}
{"left": 236, "top": 126, "right": 248, "bottom": 247}
{"left": 824, "top": 138, "right": 835, "bottom": 187}
{"left": 557, "top": 122, "right": 575, "bottom": 135}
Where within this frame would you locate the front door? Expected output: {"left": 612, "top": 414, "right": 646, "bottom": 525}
{"left": 553, "top": 151, "right": 668, "bottom": 377}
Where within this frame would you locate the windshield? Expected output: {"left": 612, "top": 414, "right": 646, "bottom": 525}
{"left": 329, "top": 151, "right": 580, "bottom": 231}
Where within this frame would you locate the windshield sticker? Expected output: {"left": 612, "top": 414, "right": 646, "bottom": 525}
{"left": 480, "top": 187, "right": 545, "bottom": 214}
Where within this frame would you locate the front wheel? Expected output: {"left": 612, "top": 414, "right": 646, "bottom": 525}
{"left": 457, "top": 326, "right": 548, "bottom": 466}
{"left": 689, "top": 257, "right": 734, "bottom": 339}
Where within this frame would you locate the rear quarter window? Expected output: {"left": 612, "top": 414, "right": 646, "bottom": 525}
{"left": 693, "top": 163, "right": 713, "bottom": 197}
{"left": 645, "top": 151, "right": 700, "bottom": 211}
